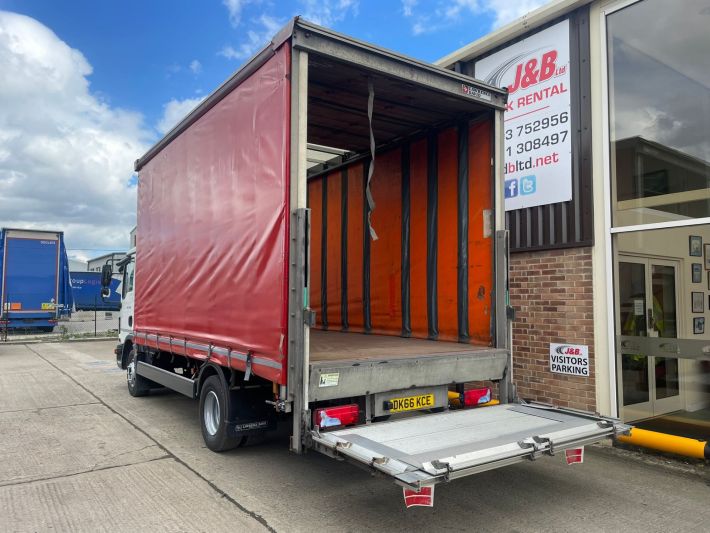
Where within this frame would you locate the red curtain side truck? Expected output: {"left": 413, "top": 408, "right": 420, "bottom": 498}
{"left": 111, "top": 18, "right": 627, "bottom": 501}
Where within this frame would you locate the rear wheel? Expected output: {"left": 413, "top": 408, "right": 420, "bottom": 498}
{"left": 199, "top": 375, "right": 244, "bottom": 452}
{"left": 126, "top": 348, "right": 150, "bottom": 397}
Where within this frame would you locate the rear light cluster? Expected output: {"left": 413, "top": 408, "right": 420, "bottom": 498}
{"left": 463, "top": 387, "right": 491, "bottom": 406}
{"left": 448, "top": 387, "right": 492, "bottom": 408}
{"left": 314, "top": 404, "right": 359, "bottom": 429}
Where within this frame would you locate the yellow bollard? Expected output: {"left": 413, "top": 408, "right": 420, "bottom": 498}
{"left": 617, "top": 427, "right": 709, "bottom": 460}
{"left": 448, "top": 391, "right": 463, "bottom": 407}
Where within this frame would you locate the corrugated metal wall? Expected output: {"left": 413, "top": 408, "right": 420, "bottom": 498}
{"left": 460, "top": 7, "right": 593, "bottom": 252}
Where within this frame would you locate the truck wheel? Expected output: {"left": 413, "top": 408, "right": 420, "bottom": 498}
{"left": 126, "top": 348, "right": 150, "bottom": 397}
{"left": 199, "top": 375, "right": 244, "bottom": 452}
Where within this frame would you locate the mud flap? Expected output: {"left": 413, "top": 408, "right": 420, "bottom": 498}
{"left": 225, "top": 387, "right": 276, "bottom": 439}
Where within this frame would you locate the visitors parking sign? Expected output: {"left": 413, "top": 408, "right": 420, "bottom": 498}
{"left": 549, "top": 343, "right": 589, "bottom": 376}
{"left": 475, "top": 19, "right": 572, "bottom": 211}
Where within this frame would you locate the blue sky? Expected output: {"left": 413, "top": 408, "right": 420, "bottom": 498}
{"left": 0, "top": 0, "right": 544, "bottom": 257}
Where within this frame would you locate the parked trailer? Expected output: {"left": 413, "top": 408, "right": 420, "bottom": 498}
{"left": 112, "top": 18, "right": 627, "bottom": 504}
{"left": 0, "top": 228, "right": 73, "bottom": 330}
{"left": 70, "top": 271, "right": 121, "bottom": 311}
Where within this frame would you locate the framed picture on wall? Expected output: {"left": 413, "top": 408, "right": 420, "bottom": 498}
{"left": 692, "top": 292, "right": 704, "bottom": 313}
{"left": 705, "top": 244, "right": 710, "bottom": 269}
{"left": 692, "top": 263, "right": 702, "bottom": 283}
{"left": 690, "top": 235, "right": 702, "bottom": 256}
{"left": 694, "top": 317, "right": 705, "bottom": 335}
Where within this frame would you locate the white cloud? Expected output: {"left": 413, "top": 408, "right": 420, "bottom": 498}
{"left": 299, "top": 0, "right": 359, "bottom": 26}
{"left": 68, "top": 251, "right": 89, "bottom": 263}
{"left": 219, "top": 45, "right": 241, "bottom": 60}
{"left": 223, "top": 0, "right": 255, "bottom": 27}
{"left": 189, "top": 59, "right": 202, "bottom": 74}
{"left": 220, "top": 14, "right": 283, "bottom": 61}
{"left": 0, "top": 11, "right": 151, "bottom": 252}
{"left": 402, "top": 0, "right": 417, "bottom": 17}
{"left": 443, "top": 0, "right": 481, "bottom": 20}
{"left": 485, "top": 0, "right": 546, "bottom": 28}
{"left": 156, "top": 96, "right": 206, "bottom": 135}
{"left": 220, "top": 1, "right": 359, "bottom": 64}
{"left": 405, "top": 0, "right": 546, "bottom": 34}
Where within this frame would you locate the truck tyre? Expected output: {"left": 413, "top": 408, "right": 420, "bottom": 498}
{"left": 126, "top": 348, "right": 150, "bottom": 397}
{"left": 199, "top": 375, "right": 244, "bottom": 452}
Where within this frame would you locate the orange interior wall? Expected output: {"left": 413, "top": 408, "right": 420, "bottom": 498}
{"left": 468, "top": 120, "right": 493, "bottom": 343}
{"left": 346, "top": 163, "right": 365, "bottom": 332}
{"left": 307, "top": 118, "right": 493, "bottom": 346}
{"left": 437, "top": 128, "right": 459, "bottom": 342}
{"left": 325, "top": 170, "right": 342, "bottom": 329}
{"left": 369, "top": 148, "right": 402, "bottom": 335}
{"left": 307, "top": 179, "right": 323, "bottom": 327}
{"left": 409, "top": 138, "right": 429, "bottom": 339}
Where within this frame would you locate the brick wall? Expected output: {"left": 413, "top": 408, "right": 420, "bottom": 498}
{"left": 509, "top": 247, "right": 596, "bottom": 412}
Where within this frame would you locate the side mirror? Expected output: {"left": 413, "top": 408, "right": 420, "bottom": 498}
{"left": 100, "top": 264, "right": 113, "bottom": 289}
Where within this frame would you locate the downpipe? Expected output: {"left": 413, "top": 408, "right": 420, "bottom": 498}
{"left": 617, "top": 427, "right": 709, "bottom": 460}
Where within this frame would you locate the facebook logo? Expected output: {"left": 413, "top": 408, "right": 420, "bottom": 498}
{"left": 504, "top": 179, "right": 518, "bottom": 198}
{"left": 520, "top": 175, "right": 536, "bottom": 195}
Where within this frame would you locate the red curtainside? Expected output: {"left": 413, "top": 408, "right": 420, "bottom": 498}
{"left": 134, "top": 44, "right": 291, "bottom": 384}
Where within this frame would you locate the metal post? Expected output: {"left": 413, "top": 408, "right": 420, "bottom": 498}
{"left": 493, "top": 108, "right": 513, "bottom": 404}
{"left": 94, "top": 295, "right": 97, "bottom": 337}
{"left": 287, "top": 48, "right": 310, "bottom": 454}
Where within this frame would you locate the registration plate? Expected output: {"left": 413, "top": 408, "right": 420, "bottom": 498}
{"left": 388, "top": 394, "right": 435, "bottom": 413}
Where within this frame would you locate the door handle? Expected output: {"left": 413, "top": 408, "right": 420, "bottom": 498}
{"left": 647, "top": 308, "right": 654, "bottom": 331}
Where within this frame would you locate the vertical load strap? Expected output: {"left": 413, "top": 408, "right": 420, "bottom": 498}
{"left": 365, "top": 79, "right": 378, "bottom": 241}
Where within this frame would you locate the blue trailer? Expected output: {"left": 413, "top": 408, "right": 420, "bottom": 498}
{"left": 70, "top": 271, "right": 121, "bottom": 311}
{"left": 0, "top": 228, "right": 73, "bottom": 330}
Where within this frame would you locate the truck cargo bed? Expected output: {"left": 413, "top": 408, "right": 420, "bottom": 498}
{"left": 309, "top": 329, "right": 496, "bottom": 362}
{"left": 308, "top": 330, "right": 508, "bottom": 401}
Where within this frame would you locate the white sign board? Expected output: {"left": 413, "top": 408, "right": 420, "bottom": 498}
{"left": 549, "top": 343, "right": 589, "bottom": 376}
{"left": 475, "top": 20, "right": 572, "bottom": 211}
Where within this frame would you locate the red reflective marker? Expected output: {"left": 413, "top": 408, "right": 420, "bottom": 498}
{"left": 565, "top": 447, "right": 584, "bottom": 465}
{"left": 403, "top": 486, "right": 434, "bottom": 508}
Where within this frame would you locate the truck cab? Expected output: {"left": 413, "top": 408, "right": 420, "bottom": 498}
{"left": 112, "top": 248, "right": 135, "bottom": 369}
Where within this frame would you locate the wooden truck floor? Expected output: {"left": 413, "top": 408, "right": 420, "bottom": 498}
{"left": 309, "top": 329, "right": 494, "bottom": 363}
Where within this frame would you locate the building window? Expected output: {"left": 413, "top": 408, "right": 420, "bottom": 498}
{"left": 608, "top": 0, "right": 710, "bottom": 435}
{"left": 608, "top": 0, "right": 710, "bottom": 227}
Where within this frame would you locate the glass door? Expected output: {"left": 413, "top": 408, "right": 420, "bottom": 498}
{"left": 649, "top": 262, "right": 681, "bottom": 415}
{"left": 616, "top": 256, "right": 681, "bottom": 421}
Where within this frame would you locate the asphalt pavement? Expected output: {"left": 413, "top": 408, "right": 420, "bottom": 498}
{"left": 0, "top": 340, "right": 708, "bottom": 532}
